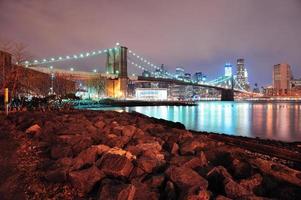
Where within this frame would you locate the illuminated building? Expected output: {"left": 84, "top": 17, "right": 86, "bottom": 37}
{"left": 290, "top": 78, "right": 301, "bottom": 96}
{"left": 154, "top": 64, "right": 167, "bottom": 77}
{"left": 273, "top": 64, "right": 292, "bottom": 95}
{"left": 236, "top": 58, "right": 250, "bottom": 90}
{"left": 135, "top": 88, "right": 168, "bottom": 100}
{"left": 193, "top": 72, "right": 207, "bottom": 82}
{"left": 142, "top": 70, "right": 151, "bottom": 77}
{"left": 184, "top": 73, "right": 191, "bottom": 81}
{"left": 224, "top": 63, "right": 233, "bottom": 77}
{"left": 175, "top": 67, "right": 185, "bottom": 79}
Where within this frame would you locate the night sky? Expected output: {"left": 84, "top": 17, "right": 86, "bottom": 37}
{"left": 1, "top": 0, "right": 301, "bottom": 87}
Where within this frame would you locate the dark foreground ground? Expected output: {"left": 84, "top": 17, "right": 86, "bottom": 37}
{"left": 0, "top": 110, "right": 301, "bottom": 200}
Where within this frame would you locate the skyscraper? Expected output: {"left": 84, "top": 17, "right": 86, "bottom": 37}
{"left": 273, "top": 64, "right": 292, "bottom": 95}
{"left": 224, "top": 63, "right": 233, "bottom": 77}
{"left": 236, "top": 58, "right": 249, "bottom": 90}
{"left": 193, "top": 72, "right": 206, "bottom": 82}
{"left": 175, "top": 67, "right": 185, "bottom": 79}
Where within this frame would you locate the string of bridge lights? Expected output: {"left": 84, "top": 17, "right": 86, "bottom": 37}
{"left": 21, "top": 42, "right": 245, "bottom": 91}
{"left": 22, "top": 43, "right": 123, "bottom": 67}
{"left": 127, "top": 59, "right": 161, "bottom": 77}
{"left": 128, "top": 58, "right": 176, "bottom": 79}
{"left": 127, "top": 49, "right": 174, "bottom": 78}
{"left": 22, "top": 48, "right": 110, "bottom": 67}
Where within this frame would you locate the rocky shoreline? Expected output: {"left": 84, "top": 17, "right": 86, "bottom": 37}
{"left": 1, "top": 110, "right": 301, "bottom": 200}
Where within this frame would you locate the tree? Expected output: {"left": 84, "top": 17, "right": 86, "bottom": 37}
{"left": 53, "top": 73, "right": 76, "bottom": 97}
{"left": 0, "top": 39, "right": 32, "bottom": 97}
{"left": 0, "top": 39, "right": 13, "bottom": 52}
{"left": 86, "top": 75, "right": 106, "bottom": 98}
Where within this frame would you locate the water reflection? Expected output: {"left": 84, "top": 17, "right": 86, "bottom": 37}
{"left": 93, "top": 101, "right": 301, "bottom": 142}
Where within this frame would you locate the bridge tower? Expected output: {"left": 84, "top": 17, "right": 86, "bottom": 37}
{"left": 105, "top": 46, "right": 128, "bottom": 98}
{"left": 221, "top": 75, "right": 234, "bottom": 101}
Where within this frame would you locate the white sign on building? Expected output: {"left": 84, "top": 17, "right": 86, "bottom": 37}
{"left": 135, "top": 88, "right": 168, "bottom": 100}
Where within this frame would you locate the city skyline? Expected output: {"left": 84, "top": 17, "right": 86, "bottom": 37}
{"left": 1, "top": 0, "right": 301, "bottom": 86}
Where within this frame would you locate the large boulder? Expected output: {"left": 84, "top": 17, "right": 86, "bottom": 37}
{"left": 180, "top": 139, "right": 205, "bottom": 155}
{"left": 94, "top": 120, "right": 106, "bottom": 129}
{"left": 69, "top": 166, "right": 105, "bottom": 197}
{"left": 125, "top": 145, "right": 143, "bottom": 157}
{"left": 184, "top": 189, "right": 211, "bottom": 200}
{"left": 136, "top": 142, "right": 162, "bottom": 152}
{"left": 97, "top": 153, "right": 134, "bottom": 178}
{"left": 25, "top": 124, "right": 41, "bottom": 137}
{"left": 162, "top": 181, "right": 177, "bottom": 200}
{"left": 71, "top": 144, "right": 110, "bottom": 171}
{"left": 215, "top": 195, "right": 232, "bottom": 200}
{"left": 183, "top": 152, "right": 208, "bottom": 169}
{"left": 113, "top": 125, "right": 137, "bottom": 138}
{"left": 56, "top": 134, "right": 82, "bottom": 146}
{"left": 230, "top": 158, "right": 252, "bottom": 179}
{"left": 103, "top": 135, "right": 131, "bottom": 148}
{"left": 224, "top": 177, "right": 253, "bottom": 199}
{"left": 105, "top": 147, "right": 136, "bottom": 160}
{"left": 143, "top": 175, "right": 165, "bottom": 189}
{"left": 249, "top": 158, "right": 301, "bottom": 187}
{"left": 136, "top": 156, "right": 165, "bottom": 174}
{"left": 142, "top": 149, "right": 165, "bottom": 162}
{"left": 170, "top": 143, "right": 179, "bottom": 155}
{"left": 98, "top": 181, "right": 136, "bottom": 200}
{"left": 166, "top": 166, "right": 208, "bottom": 196}
{"left": 136, "top": 142, "right": 165, "bottom": 162}
{"left": 50, "top": 145, "right": 73, "bottom": 159}
{"left": 71, "top": 136, "right": 93, "bottom": 155}
{"left": 207, "top": 166, "right": 232, "bottom": 194}
{"left": 44, "top": 168, "right": 68, "bottom": 183}
{"left": 239, "top": 173, "right": 263, "bottom": 193}
{"left": 131, "top": 181, "right": 159, "bottom": 200}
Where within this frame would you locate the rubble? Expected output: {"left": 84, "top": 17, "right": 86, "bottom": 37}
{"left": 0, "top": 110, "right": 301, "bottom": 199}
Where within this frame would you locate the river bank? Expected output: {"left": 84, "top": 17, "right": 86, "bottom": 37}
{"left": 0, "top": 110, "right": 301, "bottom": 199}
{"left": 73, "top": 99, "right": 197, "bottom": 109}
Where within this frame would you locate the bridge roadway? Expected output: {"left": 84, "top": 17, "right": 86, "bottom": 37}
{"left": 132, "top": 76, "right": 243, "bottom": 93}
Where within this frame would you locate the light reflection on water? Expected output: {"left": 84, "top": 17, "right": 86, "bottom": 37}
{"left": 90, "top": 102, "right": 301, "bottom": 142}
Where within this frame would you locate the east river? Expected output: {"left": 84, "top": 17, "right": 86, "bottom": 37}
{"left": 90, "top": 101, "right": 301, "bottom": 142}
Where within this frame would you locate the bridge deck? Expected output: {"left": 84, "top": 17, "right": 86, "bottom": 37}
{"left": 133, "top": 76, "right": 241, "bottom": 92}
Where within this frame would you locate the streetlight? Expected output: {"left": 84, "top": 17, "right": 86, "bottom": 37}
{"left": 70, "top": 67, "right": 74, "bottom": 72}
{"left": 51, "top": 73, "right": 55, "bottom": 94}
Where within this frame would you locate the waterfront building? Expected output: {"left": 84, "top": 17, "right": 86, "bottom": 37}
{"left": 0, "top": 51, "right": 12, "bottom": 87}
{"left": 290, "top": 78, "right": 301, "bottom": 96}
{"left": 224, "top": 63, "right": 233, "bottom": 77}
{"left": 154, "top": 64, "right": 167, "bottom": 78}
{"left": 273, "top": 63, "right": 292, "bottom": 95}
{"left": 0, "top": 52, "right": 76, "bottom": 97}
{"left": 142, "top": 70, "right": 151, "bottom": 77}
{"left": 193, "top": 72, "right": 207, "bottom": 82}
{"left": 184, "top": 73, "right": 191, "bottom": 81}
{"left": 236, "top": 58, "right": 250, "bottom": 90}
{"left": 135, "top": 88, "right": 168, "bottom": 100}
{"left": 175, "top": 67, "right": 185, "bottom": 79}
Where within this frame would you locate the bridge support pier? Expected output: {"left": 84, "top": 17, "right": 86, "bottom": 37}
{"left": 105, "top": 46, "right": 128, "bottom": 98}
{"left": 221, "top": 89, "right": 234, "bottom": 101}
{"left": 105, "top": 78, "right": 127, "bottom": 98}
